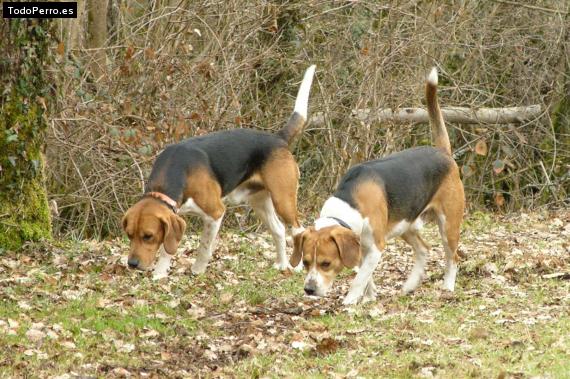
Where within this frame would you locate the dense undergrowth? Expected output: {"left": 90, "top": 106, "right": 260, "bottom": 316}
{"left": 46, "top": 1, "right": 569, "bottom": 239}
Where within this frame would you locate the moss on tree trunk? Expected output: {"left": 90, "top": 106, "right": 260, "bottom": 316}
{"left": 0, "top": 19, "right": 52, "bottom": 251}
{"left": 551, "top": 20, "right": 570, "bottom": 196}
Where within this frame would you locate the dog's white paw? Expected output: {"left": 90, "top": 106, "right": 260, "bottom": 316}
{"left": 362, "top": 293, "right": 376, "bottom": 304}
{"left": 362, "top": 281, "right": 377, "bottom": 303}
{"left": 442, "top": 263, "right": 458, "bottom": 292}
{"left": 152, "top": 270, "right": 169, "bottom": 281}
{"left": 441, "top": 280, "right": 455, "bottom": 292}
{"left": 402, "top": 277, "right": 421, "bottom": 294}
{"left": 191, "top": 260, "right": 209, "bottom": 275}
{"left": 342, "top": 292, "right": 362, "bottom": 306}
{"left": 401, "top": 283, "right": 416, "bottom": 295}
{"left": 293, "top": 262, "right": 304, "bottom": 273}
{"left": 273, "top": 261, "right": 289, "bottom": 271}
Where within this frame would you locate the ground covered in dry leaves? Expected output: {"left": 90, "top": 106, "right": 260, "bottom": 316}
{"left": 1, "top": 211, "right": 569, "bottom": 378}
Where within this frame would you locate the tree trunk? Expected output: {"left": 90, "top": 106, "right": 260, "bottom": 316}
{"left": 550, "top": 10, "right": 569, "bottom": 197}
{"left": 57, "top": 0, "right": 85, "bottom": 53}
{"left": 69, "top": 0, "right": 85, "bottom": 51}
{"left": 86, "top": 0, "right": 108, "bottom": 81}
{"left": 0, "top": 19, "right": 53, "bottom": 251}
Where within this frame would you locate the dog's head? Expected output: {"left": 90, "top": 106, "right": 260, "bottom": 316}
{"left": 290, "top": 226, "right": 361, "bottom": 297}
{"left": 122, "top": 198, "right": 186, "bottom": 270}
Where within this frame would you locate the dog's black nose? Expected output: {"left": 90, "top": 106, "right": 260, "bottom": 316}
{"left": 127, "top": 257, "right": 139, "bottom": 268}
{"left": 304, "top": 286, "right": 316, "bottom": 296}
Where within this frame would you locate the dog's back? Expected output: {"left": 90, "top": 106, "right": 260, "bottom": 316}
{"left": 333, "top": 67, "right": 457, "bottom": 222}
{"left": 147, "top": 65, "right": 317, "bottom": 198}
{"left": 151, "top": 130, "right": 286, "bottom": 196}
{"left": 334, "top": 146, "right": 454, "bottom": 221}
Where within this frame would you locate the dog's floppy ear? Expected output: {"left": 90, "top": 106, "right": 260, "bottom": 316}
{"left": 290, "top": 227, "right": 313, "bottom": 267}
{"left": 161, "top": 213, "right": 187, "bottom": 255}
{"left": 122, "top": 209, "right": 133, "bottom": 236}
{"left": 331, "top": 228, "right": 361, "bottom": 268}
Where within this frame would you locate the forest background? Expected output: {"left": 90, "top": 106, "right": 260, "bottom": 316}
{"left": 3, "top": 0, "right": 570, "bottom": 241}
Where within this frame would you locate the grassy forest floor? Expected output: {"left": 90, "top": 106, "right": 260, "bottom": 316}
{"left": 1, "top": 211, "right": 569, "bottom": 378}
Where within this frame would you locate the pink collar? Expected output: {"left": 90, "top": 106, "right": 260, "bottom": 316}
{"left": 145, "top": 192, "right": 178, "bottom": 213}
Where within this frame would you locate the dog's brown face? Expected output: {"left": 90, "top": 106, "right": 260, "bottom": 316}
{"left": 290, "top": 226, "right": 361, "bottom": 297}
{"left": 122, "top": 198, "right": 186, "bottom": 270}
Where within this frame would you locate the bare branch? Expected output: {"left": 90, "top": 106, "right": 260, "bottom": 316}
{"left": 310, "top": 105, "right": 543, "bottom": 126}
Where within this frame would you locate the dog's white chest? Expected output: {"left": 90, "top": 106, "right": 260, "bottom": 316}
{"left": 319, "top": 197, "right": 364, "bottom": 233}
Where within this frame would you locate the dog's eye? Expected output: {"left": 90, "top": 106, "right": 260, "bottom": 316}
{"left": 320, "top": 261, "right": 331, "bottom": 269}
{"left": 142, "top": 234, "right": 153, "bottom": 242}
{"left": 302, "top": 260, "right": 309, "bottom": 267}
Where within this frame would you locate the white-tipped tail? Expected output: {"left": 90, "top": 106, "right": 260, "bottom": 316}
{"left": 278, "top": 64, "right": 316, "bottom": 144}
{"left": 293, "top": 64, "right": 316, "bottom": 119}
{"left": 427, "top": 67, "right": 438, "bottom": 86}
{"left": 425, "top": 66, "right": 452, "bottom": 155}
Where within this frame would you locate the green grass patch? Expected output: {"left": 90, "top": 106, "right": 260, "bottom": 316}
{"left": 0, "top": 213, "right": 569, "bottom": 377}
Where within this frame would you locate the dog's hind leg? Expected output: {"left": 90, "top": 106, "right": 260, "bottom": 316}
{"left": 260, "top": 149, "right": 302, "bottom": 231}
{"left": 401, "top": 231, "right": 429, "bottom": 294}
{"left": 437, "top": 210, "right": 462, "bottom": 292}
{"left": 432, "top": 176, "right": 464, "bottom": 292}
{"left": 249, "top": 191, "right": 289, "bottom": 271}
{"left": 260, "top": 148, "right": 304, "bottom": 271}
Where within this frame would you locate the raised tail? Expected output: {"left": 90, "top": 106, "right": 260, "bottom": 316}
{"left": 277, "top": 64, "right": 316, "bottom": 144}
{"left": 426, "top": 67, "right": 452, "bottom": 155}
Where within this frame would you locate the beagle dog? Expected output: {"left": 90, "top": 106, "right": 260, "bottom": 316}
{"left": 123, "top": 65, "right": 316, "bottom": 279}
{"left": 291, "top": 68, "right": 465, "bottom": 305}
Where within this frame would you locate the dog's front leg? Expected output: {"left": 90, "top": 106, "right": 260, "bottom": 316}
{"left": 343, "top": 245, "right": 381, "bottom": 305}
{"left": 152, "top": 246, "right": 173, "bottom": 280}
{"left": 343, "top": 219, "right": 382, "bottom": 305}
{"left": 192, "top": 214, "right": 224, "bottom": 274}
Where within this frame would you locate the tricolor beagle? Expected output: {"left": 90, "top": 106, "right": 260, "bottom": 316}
{"left": 122, "top": 65, "right": 316, "bottom": 279}
{"left": 290, "top": 68, "right": 465, "bottom": 305}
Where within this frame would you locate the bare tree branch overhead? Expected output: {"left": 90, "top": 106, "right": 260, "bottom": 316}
{"left": 311, "top": 105, "right": 543, "bottom": 126}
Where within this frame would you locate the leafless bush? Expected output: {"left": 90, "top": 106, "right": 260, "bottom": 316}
{"left": 47, "top": 0, "right": 569, "bottom": 238}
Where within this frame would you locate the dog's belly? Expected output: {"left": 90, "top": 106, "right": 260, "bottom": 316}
{"left": 223, "top": 173, "right": 266, "bottom": 206}
{"left": 179, "top": 197, "right": 210, "bottom": 218}
{"left": 178, "top": 180, "right": 264, "bottom": 219}
{"left": 224, "top": 186, "right": 253, "bottom": 205}
{"left": 385, "top": 218, "right": 424, "bottom": 239}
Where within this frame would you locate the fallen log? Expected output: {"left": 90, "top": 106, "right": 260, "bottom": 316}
{"left": 309, "top": 105, "right": 542, "bottom": 125}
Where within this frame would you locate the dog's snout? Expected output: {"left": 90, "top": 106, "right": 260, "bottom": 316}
{"left": 127, "top": 257, "right": 139, "bottom": 269}
{"left": 304, "top": 285, "right": 316, "bottom": 296}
